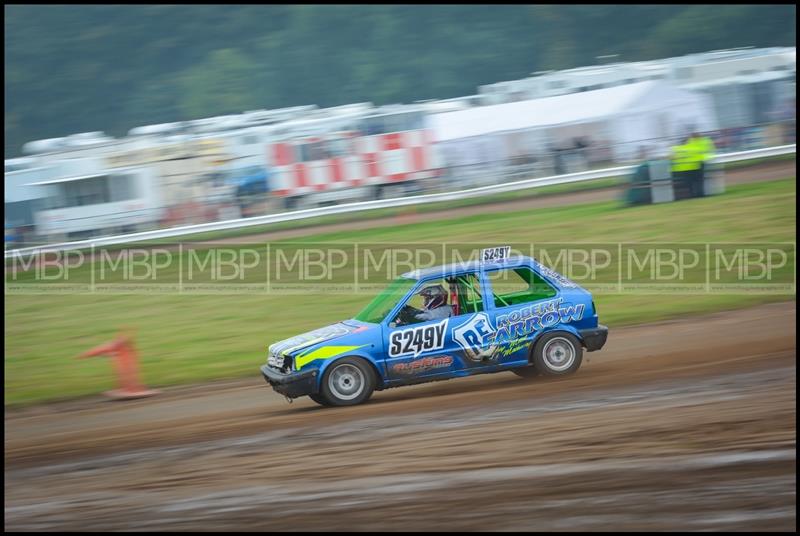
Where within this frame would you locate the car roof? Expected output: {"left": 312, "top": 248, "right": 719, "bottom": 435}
{"left": 401, "top": 255, "right": 536, "bottom": 280}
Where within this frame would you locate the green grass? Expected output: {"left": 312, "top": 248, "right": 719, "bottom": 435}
{"left": 5, "top": 177, "right": 796, "bottom": 407}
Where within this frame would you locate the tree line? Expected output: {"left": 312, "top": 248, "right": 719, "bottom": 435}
{"left": 4, "top": 5, "right": 796, "bottom": 157}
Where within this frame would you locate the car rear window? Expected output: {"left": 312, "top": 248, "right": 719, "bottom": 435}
{"left": 486, "top": 267, "right": 557, "bottom": 308}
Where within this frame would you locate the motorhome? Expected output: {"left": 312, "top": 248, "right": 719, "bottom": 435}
{"left": 26, "top": 157, "right": 164, "bottom": 239}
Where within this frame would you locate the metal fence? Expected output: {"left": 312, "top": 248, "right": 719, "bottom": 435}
{"left": 4, "top": 143, "right": 795, "bottom": 259}
{"left": 12, "top": 118, "right": 797, "bottom": 234}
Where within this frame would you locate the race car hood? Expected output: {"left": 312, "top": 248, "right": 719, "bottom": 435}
{"left": 269, "top": 320, "right": 366, "bottom": 358}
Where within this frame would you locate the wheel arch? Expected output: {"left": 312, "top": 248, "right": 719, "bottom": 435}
{"left": 316, "top": 353, "right": 385, "bottom": 391}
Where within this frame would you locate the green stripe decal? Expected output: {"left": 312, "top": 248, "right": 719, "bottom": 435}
{"left": 294, "top": 345, "right": 367, "bottom": 370}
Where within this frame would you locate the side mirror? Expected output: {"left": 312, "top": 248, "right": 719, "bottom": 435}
{"left": 389, "top": 321, "right": 397, "bottom": 328}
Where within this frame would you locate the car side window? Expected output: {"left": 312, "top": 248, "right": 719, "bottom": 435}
{"left": 487, "top": 267, "right": 557, "bottom": 308}
{"left": 450, "top": 272, "right": 484, "bottom": 316}
{"left": 392, "top": 273, "right": 484, "bottom": 326}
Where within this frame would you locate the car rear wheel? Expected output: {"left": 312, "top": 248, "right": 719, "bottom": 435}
{"left": 532, "top": 332, "right": 583, "bottom": 376}
{"left": 319, "top": 357, "right": 376, "bottom": 406}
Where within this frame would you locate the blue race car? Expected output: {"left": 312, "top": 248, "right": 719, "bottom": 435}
{"left": 261, "top": 248, "right": 608, "bottom": 406}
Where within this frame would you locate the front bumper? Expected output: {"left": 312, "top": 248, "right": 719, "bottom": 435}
{"left": 260, "top": 365, "right": 319, "bottom": 398}
{"left": 579, "top": 325, "right": 609, "bottom": 352}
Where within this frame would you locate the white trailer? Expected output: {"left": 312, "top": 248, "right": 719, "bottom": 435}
{"left": 5, "top": 164, "right": 54, "bottom": 234}
{"left": 27, "top": 157, "right": 164, "bottom": 239}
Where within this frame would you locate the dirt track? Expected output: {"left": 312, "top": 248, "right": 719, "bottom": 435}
{"left": 4, "top": 301, "right": 796, "bottom": 531}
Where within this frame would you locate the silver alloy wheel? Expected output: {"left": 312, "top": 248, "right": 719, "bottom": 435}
{"left": 328, "top": 363, "right": 365, "bottom": 401}
{"left": 542, "top": 337, "right": 576, "bottom": 372}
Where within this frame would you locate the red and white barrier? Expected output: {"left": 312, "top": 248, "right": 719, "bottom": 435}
{"left": 268, "top": 129, "right": 441, "bottom": 197}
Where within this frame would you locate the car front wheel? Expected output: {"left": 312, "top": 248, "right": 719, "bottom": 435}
{"left": 318, "top": 357, "right": 376, "bottom": 406}
{"left": 309, "top": 393, "right": 332, "bottom": 406}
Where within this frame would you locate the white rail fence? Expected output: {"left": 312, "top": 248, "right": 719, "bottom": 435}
{"left": 5, "top": 144, "right": 795, "bottom": 258}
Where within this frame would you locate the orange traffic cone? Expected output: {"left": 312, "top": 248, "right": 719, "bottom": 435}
{"left": 79, "top": 328, "right": 159, "bottom": 400}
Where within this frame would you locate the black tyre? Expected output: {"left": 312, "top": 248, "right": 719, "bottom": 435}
{"left": 512, "top": 366, "right": 540, "bottom": 379}
{"left": 309, "top": 393, "right": 332, "bottom": 407}
{"left": 532, "top": 332, "right": 583, "bottom": 376}
{"left": 319, "top": 357, "right": 376, "bottom": 406}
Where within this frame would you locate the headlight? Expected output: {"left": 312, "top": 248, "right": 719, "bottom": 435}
{"left": 267, "top": 350, "right": 293, "bottom": 372}
{"left": 267, "top": 351, "right": 283, "bottom": 368}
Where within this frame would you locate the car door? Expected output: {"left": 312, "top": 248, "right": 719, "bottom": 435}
{"left": 383, "top": 271, "right": 492, "bottom": 382}
{"left": 383, "top": 276, "right": 460, "bottom": 382}
{"left": 447, "top": 269, "right": 505, "bottom": 370}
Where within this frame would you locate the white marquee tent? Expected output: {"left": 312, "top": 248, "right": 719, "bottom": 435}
{"left": 429, "top": 81, "right": 718, "bottom": 165}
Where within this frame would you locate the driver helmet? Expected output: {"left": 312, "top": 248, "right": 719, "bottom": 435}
{"left": 419, "top": 285, "right": 447, "bottom": 310}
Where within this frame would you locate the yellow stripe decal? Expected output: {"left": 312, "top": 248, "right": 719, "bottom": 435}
{"left": 295, "top": 345, "right": 367, "bottom": 370}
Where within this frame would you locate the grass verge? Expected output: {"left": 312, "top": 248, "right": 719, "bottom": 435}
{"left": 5, "top": 177, "right": 796, "bottom": 407}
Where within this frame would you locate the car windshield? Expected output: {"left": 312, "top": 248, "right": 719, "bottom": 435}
{"left": 353, "top": 277, "right": 416, "bottom": 324}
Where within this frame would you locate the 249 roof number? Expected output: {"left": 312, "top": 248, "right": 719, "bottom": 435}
{"left": 482, "top": 246, "right": 511, "bottom": 263}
